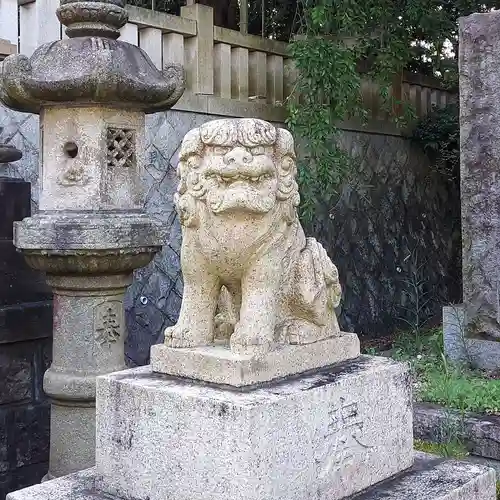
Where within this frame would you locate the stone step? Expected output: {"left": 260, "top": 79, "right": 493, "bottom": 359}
{"left": 350, "top": 452, "right": 495, "bottom": 499}
{"left": 467, "top": 455, "right": 500, "bottom": 477}
{"left": 414, "top": 402, "right": 500, "bottom": 460}
{"left": 6, "top": 452, "right": 496, "bottom": 500}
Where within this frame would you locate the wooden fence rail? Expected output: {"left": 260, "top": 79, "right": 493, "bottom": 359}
{"left": 0, "top": 0, "right": 457, "bottom": 128}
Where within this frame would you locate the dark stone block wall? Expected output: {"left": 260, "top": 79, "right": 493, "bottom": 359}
{"left": 0, "top": 177, "right": 52, "bottom": 500}
{"left": 313, "top": 132, "right": 462, "bottom": 337}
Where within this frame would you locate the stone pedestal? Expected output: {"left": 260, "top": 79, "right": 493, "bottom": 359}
{"left": 151, "top": 333, "right": 360, "bottom": 386}
{"left": 5, "top": 358, "right": 496, "bottom": 500}
{"left": 40, "top": 272, "right": 134, "bottom": 478}
{"left": 96, "top": 357, "right": 412, "bottom": 500}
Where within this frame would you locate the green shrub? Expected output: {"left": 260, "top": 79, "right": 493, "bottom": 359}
{"left": 414, "top": 439, "right": 468, "bottom": 459}
{"left": 412, "top": 103, "right": 459, "bottom": 182}
{"left": 389, "top": 328, "right": 500, "bottom": 414}
{"left": 420, "top": 368, "right": 500, "bottom": 414}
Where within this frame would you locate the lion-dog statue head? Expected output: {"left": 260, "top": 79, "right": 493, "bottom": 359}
{"left": 174, "top": 118, "right": 300, "bottom": 227}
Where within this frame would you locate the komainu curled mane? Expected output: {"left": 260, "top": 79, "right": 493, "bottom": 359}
{"left": 165, "top": 118, "right": 342, "bottom": 356}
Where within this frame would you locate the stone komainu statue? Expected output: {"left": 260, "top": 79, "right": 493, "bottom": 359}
{"left": 165, "top": 118, "right": 342, "bottom": 356}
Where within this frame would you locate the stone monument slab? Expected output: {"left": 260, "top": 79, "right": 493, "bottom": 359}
{"left": 460, "top": 10, "right": 500, "bottom": 343}
{"left": 151, "top": 333, "right": 360, "bottom": 386}
{"left": 442, "top": 10, "right": 500, "bottom": 370}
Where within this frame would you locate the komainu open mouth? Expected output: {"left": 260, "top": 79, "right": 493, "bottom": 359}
{"left": 207, "top": 172, "right": 274, "bottom": 184}
{"left": 205, "top": 162, "right": 275, "bottom": 185}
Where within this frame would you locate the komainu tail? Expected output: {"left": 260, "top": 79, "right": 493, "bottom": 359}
{"left": 292, "top": 238, "right": 342, "bottom": 326}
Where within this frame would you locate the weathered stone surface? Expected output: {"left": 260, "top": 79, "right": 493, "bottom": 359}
{"left": 442, "top": 304, "right": 500, "bottom": 369}
{"left": 163, "top": 118, "right": 346, "bottom": 359}
{"left": 42, "top": 274, "right": 132, "bottom": 401}
{"left": 57, "top": 0, "right": 128, "bottom": 39}
{"left": 462, "top": 338, "right": 500, "bottom": 371}
{"left": 466, "top": 455, "right": 500, "bottom": 477}
{"left": 460, "top": 11, "right": 500, "bottom": 345}
{"left": 5, "top": 468, "right": 96, "bottom": 500}
{"left": 414, "top": 402, "right": 500, "bottom": 461}
{"left": 33, "top": 272, "right": 140, "bottom": 480}
{"left": 1, "top": 46, "right": 184, "bottom": 114}
{"left": 47, "top": 402, "right": 95, "bottom": 480}
{"left": 5, "top": 453, "right": 496, "bottom": 500}
{"left": 0, "top": 0, "right": 184, "bottom": 115}
{"left": 14, "top": 213, "right": 167, "bottom": 253}
{"left": 36, "top": 108, "right": 148, "bottom": 212}
{"left": 151, "top": 333, "right": 360, "bottom": 386}
{"left": 96, "top": 356, "right": 413, "bottom": 500}
{"left": 351, "top": 452, "right": 495, "bottom": 499}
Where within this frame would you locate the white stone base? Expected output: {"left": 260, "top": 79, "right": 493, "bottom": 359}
{"left": 6, "top": 452, "right": 496, "bottom": 500}
{"left": 93, "top": 356, "right": 413, "bottom": 500}
{"left": 150, "top": 332, "right": 360, "bottom": 386}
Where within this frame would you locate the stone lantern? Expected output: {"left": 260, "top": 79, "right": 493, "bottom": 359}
{"left": 0, "top": 143, "right": 22, "bottom": 164}
{"left": 0, "top": 0, "right": 184, "bottom": 480}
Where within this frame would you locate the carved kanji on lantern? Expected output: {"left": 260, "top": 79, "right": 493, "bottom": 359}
{"left": 95, "top": 301, "right": 121, "bottom": 346}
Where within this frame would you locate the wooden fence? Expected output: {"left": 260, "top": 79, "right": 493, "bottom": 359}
{"left": 0, "top": 0, "right": 457, "bottom": 130}
{"left": 402, "top": 72, "right": 457, "bottom": 117}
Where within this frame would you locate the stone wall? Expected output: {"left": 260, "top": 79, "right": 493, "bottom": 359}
{"left": 321, "top": 132, "right": 461, "bottom": 336}
{"left": 0, "top": 176, "right": 52, "bottom": 499}
{"left": 0, "top": 105, "right": 461, "bottom": 365}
